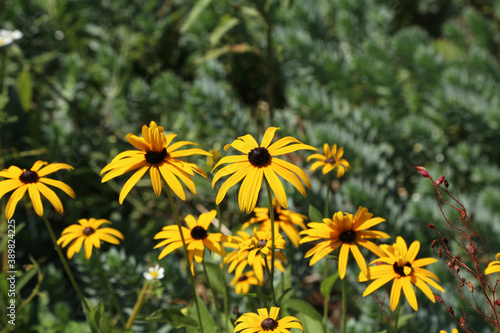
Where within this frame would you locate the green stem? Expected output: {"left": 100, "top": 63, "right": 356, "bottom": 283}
{"left": 323, "top": 259, "right": 329, "bottom": 333}
{"left": 341, "top": 277, "right": 347, "bottom": 333}
{"left": 164, "top": 186, "right": 204, "bottom": 333}
{"left": 42, "top": 215, "right": 90, "bottom": 312}
{"left": 125, "top": 281, "right": 149, "bottom": 329}
{"left": 94, "top": 249, "right": 126, "bottom": 327}
{"left": 325, "top": 173, "right": 332, "bottom": 218}
{"left": 324, "top": 173, "right": 332, "bottom": 333}
{"left": 393, "top": 303, "right": 401, "bottom": 333}
{"left": 202, "top": 259, "right": 222, "bottom": 333}
{"left": 1, "top": 49, "right": 7, "bottom": 275}
{"left": 264, "top": 179, "right": 277, "bottom": 306}
{"left": 263, "top": 256, "right": 277, "bottom": 305}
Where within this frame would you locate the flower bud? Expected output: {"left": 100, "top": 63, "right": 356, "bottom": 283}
{"left": 435, "top": 295, "right": 443, "bottom": 303}
{"left": 444, "top": 179, "right": 449, "bottom": 188}
{"left": 427, "top": 223, "right": 435, "bottom": 229}
{"left": 495, "top": 300, "right": 500, "bottom": 306}
{"left": 438, "top": 248, "right": 442, "bottom": 257}
{"left": 431, "top": 239, "right": 438, "bottom": 248}
{"left": 467, "top": 281, "right": 473, "bottom": 294}
{"left": 470, "top": 243, "right": 476, "bottom": 255}
{"left": 415, "top": 166, "right": 430, "bottom": 178}
{"left": 436, "top": 174, "right": 446, "bottom": 186}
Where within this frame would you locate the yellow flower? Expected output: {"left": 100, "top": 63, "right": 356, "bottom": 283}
{"left": 242, "top": 198, "right": 307, "bottom": 248}
{"left": 440, "top": 330, "right": 459, "bottom": 333}
{"left": 359, "top": 236, "right": 445, "bottom": 311}
{"left": 154, "top": 210, "right": 227, "bottom": 275}
{"left": 230, "top": 270, "right": 261, "bottom": 295}
{"left": 57, "top": 218, "right": 124, "bottom": 259}
{"left": 485, "top": 252, "right": 500, "bottom": 275}
{"left": 234, "top": 307, "right": 303, "bottom": 333}
{"left": 101, "top": 121, "right": 210, "bottom": 203}
{"left": 212, "top": 127, "right": 316, "bottom": 213}
{"left": 300, "top": 207, "right": 389, "bottom": 279}
{"left": 224, "top": 230, "right": 286, "bottom": 282}
{"left": 0, "top": 161, "right": 75, "bottom": 219}
{"left": 307, "top": 143, "right": 350, "bottom": 178}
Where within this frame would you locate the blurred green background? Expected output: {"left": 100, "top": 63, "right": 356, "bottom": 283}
{"left": 1, "top": 0, "right": 500, "bottom": 332}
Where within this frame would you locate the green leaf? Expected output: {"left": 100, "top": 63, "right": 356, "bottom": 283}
{"left": 180, "top": 0, "right": 213, "bottom": 33}
{"left": 87, "top": 302, "right": 104, "bottom": 333}
{"left": 17, "top": 70, "right": 33, "bottom": 111}
{"left": 209, "top": 16, "right": 240, "bottom": 46}
{"left": 397, "top": 313, "right": 415, "bottom": 329}
{"left": 187, "top": 296, "right": 216, "bottom": 333}
{"left": 296, "top": 312, "right": 323, "bottom": 332}
{"left": 320, "top": 272, "right": 339, "bottom": 299}
{"left": 204, "top": 262, "right": 225, "bottom": 295}
{"left": 308, "top": 204, "right": 324, "bottom": 222}
{"left": 147, "top": 308, "right": 198, "bottom": 328}
{"left": 284, "top": 298, "right": 322, "bottom": 322}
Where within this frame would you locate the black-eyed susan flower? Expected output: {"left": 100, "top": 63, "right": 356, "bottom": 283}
{"left": 359, "top": 236, "right": 445, "bottom": 311}
{"left": 299, "top": 207, "right": 389, "bottom": 279}
{"left": 485, "top": 252, "right": 500, "bottom": 275}
{"left": 101, "top": 121, "right": 210, "bottom": 203}
{"left": 0, "top": 161, "right": 75, "bottom": 219}
{"left": 212, "top": 127, "right": 316, "bottom": 213}
{"left": 234, "top": 307, "right": 303, "bottom": 333}
{"left": 224, "top": 230, "right": 286, "bottom": 282}
{"left": 154, "top": 210, "right": 227, "bottom": 275}
{"left": 143, "top": 263, "right": 165, "bottom": 281}
{"left": 231, "top": 270, "right": 261, "bottom": 294}
{"left": 242, "top": 198, "right": 307, "bottom": 248}
{"left": 57, "top": 218, "right": 124, "bottom": 259}
{"left": 307, "top": 143, "right": 350, "bottom": 178}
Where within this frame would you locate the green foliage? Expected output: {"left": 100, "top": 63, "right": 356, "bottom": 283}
{"left": 1, "top": 0, "right": 500, "bottom": 331}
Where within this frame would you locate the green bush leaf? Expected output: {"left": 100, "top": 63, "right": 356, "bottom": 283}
{"left": 180, "top": 0, "right": 213, "bottom": 33}
{"left": 210, "top": 16, "right": 240, "bottom": 46}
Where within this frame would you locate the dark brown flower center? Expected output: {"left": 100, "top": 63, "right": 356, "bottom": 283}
{"left": 393, "top": 262, "right": 412, "bottom": 276}
{"left": 145, "top": 148, "right": 168, "bottom": 165}
{"left": 248, "top": 147, "right": 271, "bottom": 167}
{"left": 191, "top": 226, "right": 208, "bottom": 240}
{"left": 325, "top": 158, "right": 335, "bottom": 164}
{"left": 19, "top": 170, "right": 39, "bottom": 184}
{"left": 339, "top": 230, "right": 356, "bottom": 243}
{"left": 261, "top": 318, "right": 278, "bottom": 331}
{"left": 257, "top": 239, "right": 268, "bottom": 248}
{"left": 83, "top": 227, "right": 95, "bottom": 236}
{"left": 238, "top": 275, "right": 249, "bottom": 282}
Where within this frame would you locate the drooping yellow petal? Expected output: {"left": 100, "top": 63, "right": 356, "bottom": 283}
{"left": 27, "top": 184, "right": 43, "bottom": 217}
{"left": 39, "top": 178, "right": 76, "bottom": 198}
{"left": 389, "top": 277, "right": 402, "bottom": 311}
{"left": 119, "top": 165, "right": 149, "bottom": 204}
{"left": 36, "top": 182, "right": 64, "bottom": 214}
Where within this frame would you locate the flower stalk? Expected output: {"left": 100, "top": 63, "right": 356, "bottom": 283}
{"left": 164, "top": 185, "right": 204, "bottom": 333}
{"left": 42, "top": 215, "right": 90, "bottom": 312}
{"left": 125, "top": 281, "right": 149, "bottom": 329}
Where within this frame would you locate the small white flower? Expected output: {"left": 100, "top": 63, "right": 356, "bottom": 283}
{"left": 0, "top": 29, "right": 23, "bottom": 47}
{"left": 143, "top": 263, "right": 164, "bottom": 281}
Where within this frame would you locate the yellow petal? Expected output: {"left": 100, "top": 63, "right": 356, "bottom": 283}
{"left": 390, "top": 278, "right": 402, "bottom": 311}
{"left": 150, "top": 166, "right": 162, "bottom": 196}
{"left": 37, "top": 162, "right": 73, "bottom": 177}
{"left": 401, "top": 277, "right": 418, "bottom": 311}
{"left": 0, "top": 179, "right": 23, "bottom": 199}
{"left": 260, "top": 127, "right": 279, "bottom": 148}
{"left": 158, "top": 164, "right": 185, "bottom": 200}
{"left": 36, "top": 182, "right": 64, "bottom": 214}
{"left": 39, "top": 178, "right": 76, "bottom": 198}
{"left": 118, "top": 165, "right": 149, "bottom": 204}
{"left": 215, "top": 164, "right": 251, "bottom": 205}
{"left": 27, "top": 184, "right": 43, "bottom": 216}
